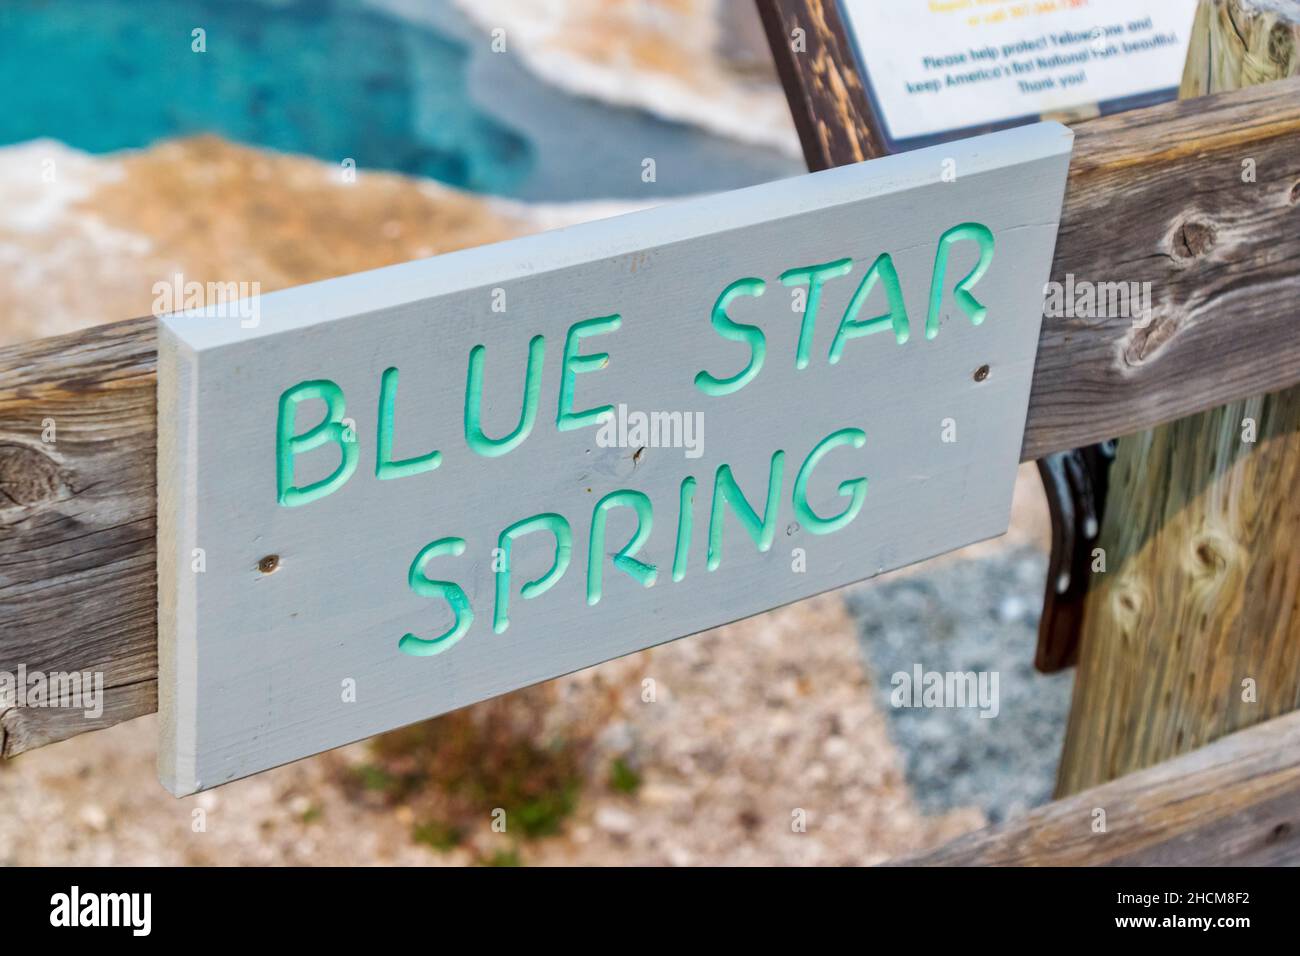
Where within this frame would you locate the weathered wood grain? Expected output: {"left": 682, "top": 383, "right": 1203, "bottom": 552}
{"left": 4, "top": 78, "right": 1300, "bottom": 756}
{"left": 894, "top": 708, "right": 1300, "bottom": 866}
{"left": 0, "top": 317, "right": 158, "bottom": 756}
{"left": 1182, "top": 0, "right": 1300, "bottom": 96}
{"left": 1026, "top": 73, "right": 1300, "bottom": 459}
{"left": 1058, "top": 392, "right": 1300, "bottom": 795}
{"left": 755, "top": 0, "right": 883, "bottom": 169}
{"left": 1056, "top": 0, "right": 1300, "bottom": 796}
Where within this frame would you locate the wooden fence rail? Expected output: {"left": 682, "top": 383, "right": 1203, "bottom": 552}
{"left": 4, "top": 77, "right": 1300, "bottom": 756}
{"left": 895, "top": 709, "right": 1300, "bottom": 866}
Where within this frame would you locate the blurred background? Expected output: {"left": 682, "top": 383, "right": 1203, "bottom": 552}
{"left": 0, "top": 0, "right": 1071, "bottom": 865}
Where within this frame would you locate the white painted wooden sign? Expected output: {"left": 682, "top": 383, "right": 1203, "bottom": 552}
{"left": 157, "top": 122, "right": 1073, "bottom": 795}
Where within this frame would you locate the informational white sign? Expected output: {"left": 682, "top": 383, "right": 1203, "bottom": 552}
{"left": 156, "top": 124, "right": 1072, "bottom": 795}
{"left": 840, "top": 0, "right": 1198, "bottom": 144}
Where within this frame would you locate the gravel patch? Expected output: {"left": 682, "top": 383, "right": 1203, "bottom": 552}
{"left": 846, "top": 547, "right": 1074, "bottom": 824}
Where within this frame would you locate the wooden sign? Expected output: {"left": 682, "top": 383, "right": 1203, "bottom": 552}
{"left": 157, "top": 123, "right": 1073, "bottom": 794}
{"left": 839, "top": 0, "right": 1198, "bottom": 150}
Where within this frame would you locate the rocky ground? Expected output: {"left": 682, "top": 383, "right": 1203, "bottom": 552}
{"left": 0, "top": 136, "right": 538, "bottom": 346}
{"left": 0, "top": 477, "right": 1054, "bottom": 865}
{"left": 442, "top": 0, "right": 799, "bottom": 154}
{"left": 0, "top": 592, "right": 988, "bottom": 866}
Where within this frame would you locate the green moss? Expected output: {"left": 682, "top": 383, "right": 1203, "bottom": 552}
{"left": 353, "top": 690, "right": 591, "bottom": 844}
{"left": 514, "top": 782, "right": 580, "bottom": 838}
{"left": 353, "top": 763, "right": 400, "bottom": 794}
{"left": 608, "top": 757, "right": 642, "bottom": 794}
{"left": 480, "top": 848, "right": 522, "bottom": 867}
{"left": 412, "top": 820, "right": 465, "bottom": 851}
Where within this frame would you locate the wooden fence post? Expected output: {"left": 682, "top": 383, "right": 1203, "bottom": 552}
{"left": 1056, "top": 0, "right": 1300, "bottom": 795}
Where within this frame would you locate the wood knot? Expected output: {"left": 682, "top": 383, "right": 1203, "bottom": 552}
{"left": 1171, "top": 219, "right": 1216, "bottom": 261}
{"left": 1122, "top": 308, "right": 1178, "bottom": 370}
{"left": 1267, "top": 821, "right": 1293, "bottom": 844}
{"left": 1186, "top": 531, "right": 1239, "bottom": 583}
{"left": 0, "top": 442, "right": 66, "bottom": 509}
{"left": 1191, "top": 532, "right": 1232, "bottom": 572}
{"left": 1112, "top": 583, "right": 1145, "bottom": 623}
{"left": 1290, "top": 180, "right": 1300, "bottom": 205}
{"left": 1269, "top": 22, "right": 1295, "bottom": 69}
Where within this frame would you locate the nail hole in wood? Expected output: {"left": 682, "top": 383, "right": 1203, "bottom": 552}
{"left": 974, "top": 364, "right": 990, "bottom": 382}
